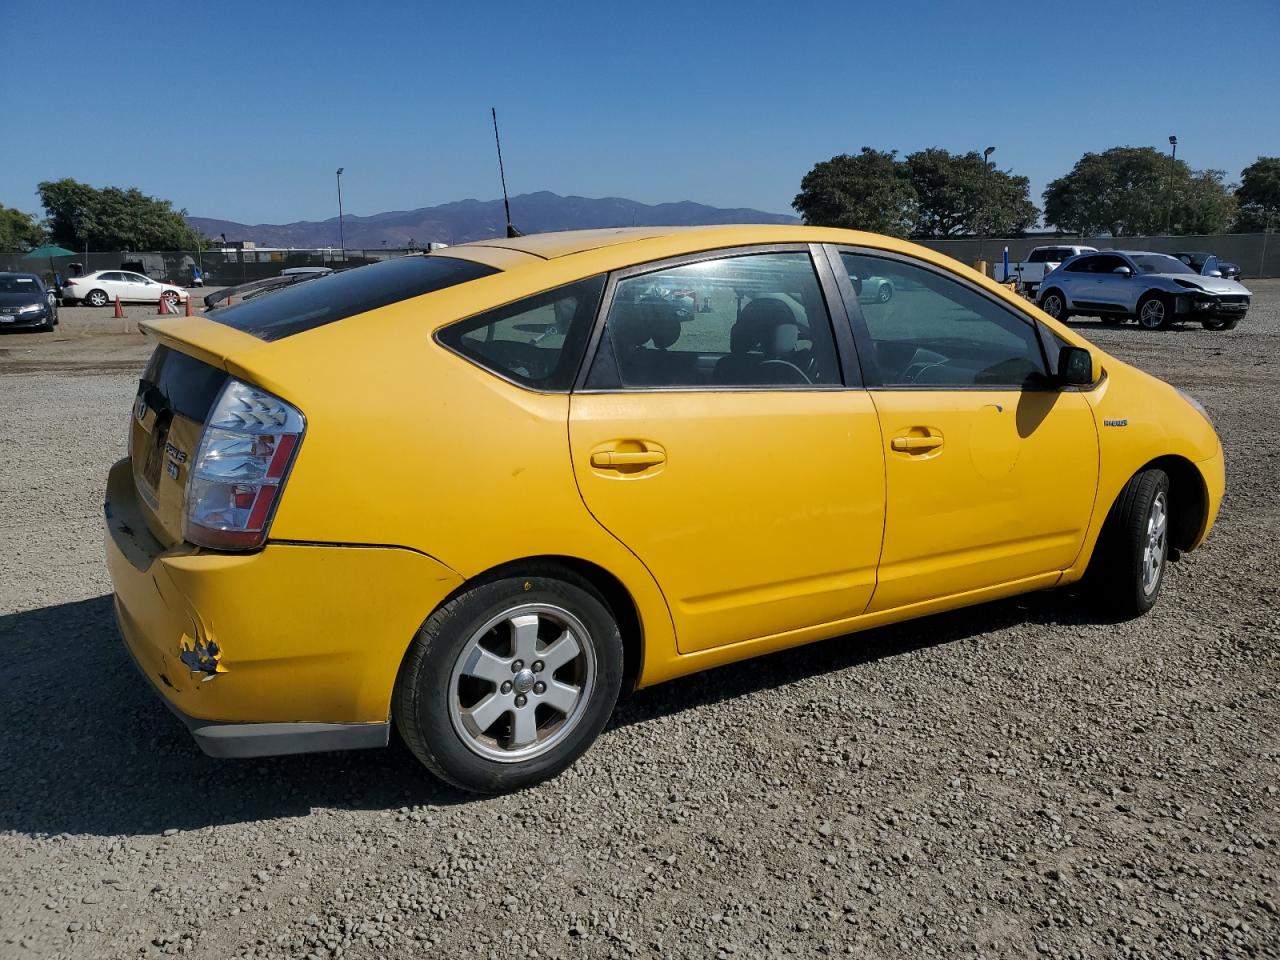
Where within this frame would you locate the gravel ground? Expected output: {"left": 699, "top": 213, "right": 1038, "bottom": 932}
{"left": 1, "top": 286, "right": 1277, "bottom": 960}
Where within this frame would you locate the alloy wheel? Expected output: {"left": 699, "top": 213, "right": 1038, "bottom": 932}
{"left": 447, "top": 603, "right": 596, "bottom": 762}
{"left": 1142, "top": 491, "right": 1168, "bottom": 596}
{"left": 1139, "top": 299, "right": 1165, "bottom": 329}
{"left": 1042, "top": 293, "right": 1063, "bottom": 318}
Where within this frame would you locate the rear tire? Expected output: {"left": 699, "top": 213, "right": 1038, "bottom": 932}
{"left": 1137, "top": 294, "right": 1172, "bottom": 330}
{"left": 1202, "top": 318, "right": 1238, "bottom": 330}
{"left": 1040, "top": 288, "right": 1069, "bottom": 320}
{"left": 86, "top": 289, "right": 109, "bottom": 308}
{"left": 162, "top": 290, "right": 180, "bottom": 308}
{"left": 393, "top": 569, "right": 623, "bottom": 794}
{"left": 1088, "top": 468, "right": 1171, "bottom": 619}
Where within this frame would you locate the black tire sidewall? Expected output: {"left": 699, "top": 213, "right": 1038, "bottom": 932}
{"left": 394, "top": 574, "right": 623, "bottom": 793}
{"left": 88, "top": 290, "right": 107, "bottom": 307}
{"left": 1094, "top": 468, "right": 1171, "bottom": 618}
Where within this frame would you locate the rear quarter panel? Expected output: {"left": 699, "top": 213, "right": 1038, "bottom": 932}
{"left": 231, "top": 268, "right": 679, "bottom": 684}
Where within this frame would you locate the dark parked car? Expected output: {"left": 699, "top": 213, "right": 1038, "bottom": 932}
{"left": 1175, "top": 251, "right": 1241, "bottom": 281}
{"left": 0, "top": 272, "right": 58, "bottom": 331}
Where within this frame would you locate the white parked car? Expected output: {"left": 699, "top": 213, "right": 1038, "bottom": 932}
{"left": 62, "top": 271, "right": 189, "bottom": 308}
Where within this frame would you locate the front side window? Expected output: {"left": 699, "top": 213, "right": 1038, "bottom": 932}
{"left": 841, "top": 252, "right": 1047, "bottom": 389}
{"left": 437, "top": 275, "right": 605, "bottom": 391}
{"left": 585, "top": 251, "right": 842, "bottom": 389}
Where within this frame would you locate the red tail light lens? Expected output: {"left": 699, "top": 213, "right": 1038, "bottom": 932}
{"left": 184, "top": 378, "right": 305, "bottom": 550}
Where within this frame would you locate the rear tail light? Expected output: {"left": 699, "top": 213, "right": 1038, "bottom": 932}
{"left": 64, "top": 279, "right": 77, "bottom": 287}
{"left": 184, "top": 378, "right": 305, "bottom": 550}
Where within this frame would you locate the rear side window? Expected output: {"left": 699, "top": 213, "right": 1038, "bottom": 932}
{"left": 139, "top": 345, "right": 228, "bottom": 421}
{"left": 437, "top": 276, "right": 606, "bottom": 391}
{"left": 210, "top": 255, "right": 499, "bottom": 342}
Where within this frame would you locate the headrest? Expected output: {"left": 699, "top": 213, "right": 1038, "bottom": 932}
{"left": 732, "top": 296, "right": 806, "bottom": 355}
{"left": 647, "top": 307, "right": 680, "bottom": 349}
{"left": 772, "top": 323, "right": 799, "bottom": 354}
{"left": 610, "top": 302, "right": 651, "bottom": 350}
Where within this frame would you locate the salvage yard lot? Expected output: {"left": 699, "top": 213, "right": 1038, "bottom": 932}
{"left": 1, "top": 285, "right": 1277, "bottom": 959}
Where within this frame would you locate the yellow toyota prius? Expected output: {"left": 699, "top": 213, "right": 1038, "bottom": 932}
{"left": 104, "top": 226, "right": 1224, "bottom": 792}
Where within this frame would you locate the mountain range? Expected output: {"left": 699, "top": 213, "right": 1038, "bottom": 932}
{"left": 187, "top": 191, "right": 798, "bottom": 249}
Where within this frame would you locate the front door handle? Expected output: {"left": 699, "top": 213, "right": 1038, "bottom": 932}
{"left": 590, "top": 450, "right": 666, "bottom": 468}
{"left": 891, "top": 435, "right": 943, "bottom": 453}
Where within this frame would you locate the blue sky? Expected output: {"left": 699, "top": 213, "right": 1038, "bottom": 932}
{"left": 4, "top": 0, "right": 1278, "bottom": 225}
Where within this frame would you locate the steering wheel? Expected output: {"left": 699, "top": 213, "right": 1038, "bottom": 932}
{"left": 756, "top": 359, "right": 812, "bottom": 385}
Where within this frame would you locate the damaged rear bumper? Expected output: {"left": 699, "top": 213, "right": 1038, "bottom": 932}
{"left": 104, "top": 458, "right": 464, "bottom": 759}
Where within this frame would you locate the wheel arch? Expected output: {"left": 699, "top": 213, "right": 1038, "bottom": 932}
{"left": 1144, "top": 454, "right": 1210, "bottom": 554}
{"left": 430, "top": 555, "right": 645, "bottom": 695}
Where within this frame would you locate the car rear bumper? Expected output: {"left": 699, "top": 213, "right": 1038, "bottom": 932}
{"left": 104, "top": 457, "right": 465, "bottom": 757}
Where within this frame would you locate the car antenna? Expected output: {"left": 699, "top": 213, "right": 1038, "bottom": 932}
{"left": 491, "top": 107, "right": 522, "bottom": 238}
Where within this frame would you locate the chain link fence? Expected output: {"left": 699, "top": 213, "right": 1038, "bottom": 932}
{"left": 4, "top": 233, "right": 1278, "bottom": 286}
{"left": 0, "top": 247, "right": 427, "bottom": 287}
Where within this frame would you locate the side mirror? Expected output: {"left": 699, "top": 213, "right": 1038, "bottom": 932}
{"left": 1057, "top": 346, "right": 1094, "bottom": 386}
{"left": 1112, "top": 266, "right": 1132, "bottom": 277}
{"left": 1207, "top": 269, "right": 1223, "bottom": 278}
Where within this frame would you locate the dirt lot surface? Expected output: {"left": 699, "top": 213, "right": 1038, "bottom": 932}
{"left": 1, "top": 287, "right": 1277, "bottom": 960}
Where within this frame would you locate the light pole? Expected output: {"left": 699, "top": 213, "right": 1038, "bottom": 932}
{"left": 979, "top": 146, "right": 996, "bottom": 262}
{"left": 1165, "top": 136, "right": 1177, "bottom": 236}
{"left": 335, "top": 167, "right": 346, "bottom": 265}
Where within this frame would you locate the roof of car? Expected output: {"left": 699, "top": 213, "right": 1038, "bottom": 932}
{"left": 454, "top": 227, "right": 688, "bottom": 260}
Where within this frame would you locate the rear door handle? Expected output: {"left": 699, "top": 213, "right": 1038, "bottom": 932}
{"left": 891, "top": 436, "right": 943, "bottom": 452}
{"left": 590, "top": 450, "right": 666, "bottom": 468}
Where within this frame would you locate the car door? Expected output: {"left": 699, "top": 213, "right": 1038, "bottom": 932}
{"left": 96, "top": 272, "right": 126, "bottom": 300}
{"left": 1087, "top": 254, "right": 1136, "bottom": 311}
{"left": 569, "top": 246, "right": 886, "bottom": 654}
{"left": 833, "top": 248, "right": 1099, "bottom": 612}
{"left": 123, "top": 272, "right": 159, "bottom": 302}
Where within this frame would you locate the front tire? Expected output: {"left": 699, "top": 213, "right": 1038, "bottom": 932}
{"left": 1089, "top": 468, "right": 1171, "bottom": 619}
{"left": 1040, "top": 288, "right": 1068, "bottom": 320}
{"left": 1202, "top": 318, "right": 1238, "bottom": 331}
{"left": 393, "top": 570, "right": 623, "bottom": 794}
{"left": 1137, "top": 294, "right": 1172, "bottom": 330}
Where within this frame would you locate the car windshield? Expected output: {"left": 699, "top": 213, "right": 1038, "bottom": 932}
{"left": 0, "top": 274, "right": 40, "bottom": 293}
{"left": 1132, "top": 255, "right": 1197, "bottom": 275}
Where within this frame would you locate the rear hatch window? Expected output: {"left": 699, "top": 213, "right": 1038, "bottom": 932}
{"left": 130, "top": 346, "right": 229, "bottom": 546}
{"left": 208, "top": 255, "right": 499, "bottom": 342}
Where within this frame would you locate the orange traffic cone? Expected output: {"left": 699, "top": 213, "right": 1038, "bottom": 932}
{"left": 113, "top": 296, "right": 124, "bottom": 318}
{"left": 185, "top": 295, "right": 194, "bottom": 317}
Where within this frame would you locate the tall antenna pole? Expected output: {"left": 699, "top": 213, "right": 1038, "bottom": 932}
{"left": 491, "top": 107, "right": 520, "bottom": 237}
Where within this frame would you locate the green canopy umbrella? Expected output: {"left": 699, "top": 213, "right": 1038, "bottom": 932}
{"left": 21, "top": 244, "right": 78, "bottom": 289}
{"left": 22, "top": 243, "right": 77, "bottom": 260}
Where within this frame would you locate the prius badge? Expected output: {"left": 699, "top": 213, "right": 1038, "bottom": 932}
{"left": 1103, "top": 419, "right": 1129, "bottom": 427}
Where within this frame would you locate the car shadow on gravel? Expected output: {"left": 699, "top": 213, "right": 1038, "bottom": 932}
{"left": 0, "top": 588, "right": 1103, "bottom": 838}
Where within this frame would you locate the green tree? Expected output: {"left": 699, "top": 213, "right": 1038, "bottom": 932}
{"left": 0, "top": 204, "right": 45, "bottom": 251}
{"left": 1044, "top": 147, "right": 1235, "bottom": 236}
{"left": 1179, "top": 170, "right": 1237, "bottom": 235}
{"left": 904, "top": 148, "right": 1038, "bottom": 238}
{"left": 1235, "top": 156, "right": 1280, "bottom": 231}
{"left": 37, "top": 178, "right": 205, "bottom": 250}
{"left": 792, "top": 148, "right": 918, "bottom": 238}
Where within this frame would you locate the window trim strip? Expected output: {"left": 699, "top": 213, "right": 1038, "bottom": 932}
{"left": 824, "top": 243, "right": 1062, "bottom": 393}
{"left": 572, "top": 243, "right": 864, "bottom": 394}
